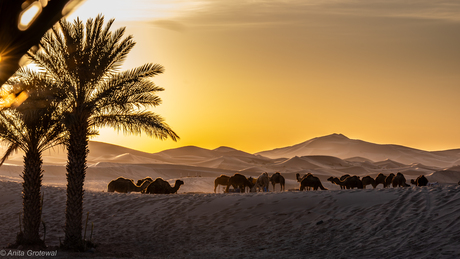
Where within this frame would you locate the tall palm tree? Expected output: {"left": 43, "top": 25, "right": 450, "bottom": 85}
{"left": 27, "top": 15, "right": 179, "bottom": 250}
{"left": 0, "top": 69, "right": 67, "bottom": 246}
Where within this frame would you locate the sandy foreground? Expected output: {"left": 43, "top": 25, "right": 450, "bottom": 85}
{"left": 1, "top": 138, "right": 460, "bottom": 258}
{"left": 0, "top": 179, "right": 459, "bottom": 259}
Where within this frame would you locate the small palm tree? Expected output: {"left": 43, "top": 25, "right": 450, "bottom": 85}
{"left": 0, "top": 69, "right": 67, "bottom": 246}
{"left": 28, "top": 15, "right": 179, "bottom": 250}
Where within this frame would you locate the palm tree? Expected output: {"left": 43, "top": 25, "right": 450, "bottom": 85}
{"left": 27, "top": 15, "right": 179, "bottom": 250}
{"left": 0, "top": 69, "right": 67, "bottom": 246}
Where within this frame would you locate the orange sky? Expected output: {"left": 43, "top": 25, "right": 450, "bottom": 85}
{"left": 67, "top": 0, "right": 460, "bottom": 153}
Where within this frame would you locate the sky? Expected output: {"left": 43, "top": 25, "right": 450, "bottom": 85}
{"left": 65, "top": 0, "right": 460, "bottom": 154}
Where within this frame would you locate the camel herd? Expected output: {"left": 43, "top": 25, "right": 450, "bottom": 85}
{"left": 327, "top": 173, "right": 428, "bottom": 189}
{"left": 107, "top": 176, "right": 184, "bottom": 194}
{"left": 215, "top": 171, "right": 429, "bottom": 193}
{"left": 107, "top": 171, "right": 430, "bottom": 194}
{"left": 214, "top": 172, "right": 286, "bottom": 193}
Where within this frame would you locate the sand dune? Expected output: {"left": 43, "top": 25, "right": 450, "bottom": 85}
{"left": 0, "top": 180, "right": 459, "bottom": 258}
{"left": 1, "top": 136, "right": 460, "bottom": 258}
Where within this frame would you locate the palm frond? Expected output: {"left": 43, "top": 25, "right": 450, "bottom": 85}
{"left": 91, "top": 111, "right": 179, "bottom": 141}
{"left": 0, "top": 143, "right": 19, "bottom": 166}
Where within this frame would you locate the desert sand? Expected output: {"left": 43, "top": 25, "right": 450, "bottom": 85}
{"left": 1, "top": 134, "right": 460, "bottom": 258}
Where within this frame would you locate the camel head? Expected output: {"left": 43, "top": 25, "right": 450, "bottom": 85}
{"left": 175, "top": 179, "right": 185, "bottom": 187}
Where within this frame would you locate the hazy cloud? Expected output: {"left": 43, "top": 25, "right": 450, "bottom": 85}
{"left": 150, "top": 20, "right": 187, "bottom": 32}
{"left": 179, "top": 0, "right": 460, "bottom": 27}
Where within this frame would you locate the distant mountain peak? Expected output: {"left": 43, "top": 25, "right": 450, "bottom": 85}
{"left": 321, "top": 133, "right": 349, "bottom": 139}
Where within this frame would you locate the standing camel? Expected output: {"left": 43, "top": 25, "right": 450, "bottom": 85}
{"left": 361, "top": 176, "right": 376, "bottom": 189}
{"left": 392, "top": 172, "right": 410, "bottom": 187}
{"left": 270, "top": 172, "right": 285, "bottom": 192}
{"left": 411, "top": 175, "right": 428, "bottom": 186}
{"left": 214, "top": 175, "right": 230, "bottom": 193}
{"left": 296, "top": 173, "right": 312, "bottom": 190}
{"left": 254, "top": 172, "right": 270, "bottom": 192}
{"left": 225, "top": 173, "right": 254, "bottom": 193}
{"left": 300, "top": 174, "right": 327, "bottom": 191}
{"left": 374, "top": 173, "right": 387, "bottom": 188}
{"left": 384, "top": 173, "right": 395, "bottom": 188}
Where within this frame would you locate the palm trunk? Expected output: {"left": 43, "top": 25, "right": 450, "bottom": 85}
{"left": 63, "top": 120, "right": 89, "bottom": 251}
{"left": 20, "top": 148, "right": 44, "bottom": 246}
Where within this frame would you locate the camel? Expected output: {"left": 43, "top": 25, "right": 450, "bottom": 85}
{"left": 384, "top": 173, "right": 395, "bottom": 188}
{"left": 411, "top": 175, "right": 428, "bottom": 186}
{"left": 214, "top": 175, "right": 230, "bottom": 193}
{"left": 225, "top": 173, "right": 254, "bottom": 193}
{"left": 300, "top": 174, "right": 327, "bottom": 191}
{"left": 296, "top": 173, "right": 313, "bottom": 190}
{"left": 326, "top": 175, "right": 351, "bottom": 190}
{"left": 374, "top": 173, "right": 387, "bottom": 188}
{"left": 145, "top": 178, "right": 184, "bottom": 194}
{"left": 361, "top": 175, "right": 376, "bottom": 189}
{"left": 392, "top": 172, "right": 410, "bottom": 187}
{"left": 253, "top": 172, "right": 270, "bottom": 192}
{"left": 338, "top": 175, "right": 363, "bottom": 189}
{"left": 107, "top": 177, "right": 151, "bottom": 193}
{"left": 269, "top": 172, "right": 285, "bottom": 192}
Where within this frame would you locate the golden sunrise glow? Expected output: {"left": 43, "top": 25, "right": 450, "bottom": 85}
{"left": 60, "top": 0, "right": 460, "bottom": 153}
{"left": 18, "top": 1, "right": 42, "bottom": 31}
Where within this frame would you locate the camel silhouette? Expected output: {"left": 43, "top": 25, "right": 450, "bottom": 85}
{"left": 214, "top": 175, "right": 230, "bottom": 193}
{"left": 339, "top": 175, "right": 363, "bottom": 189}
{"left": 361, "top": 175, "right": 376, "bottom": 189}
{"left": 384, "top": 173, "right": 395, "bottom": 188}
{"left": 374, "top": 173, "right": 387, "bottom": 188}
{"left": 326, "top": 174, "right": 351, "bottom": 189}
{"left": 270, "top": 172, "right": 285, "bottom": 192}
{"left": 107, "top": 177, "right": 151, "bottom": 193}
{"left": 254, "top": 172, "right": 270, "bottom": 192}
{"left": 145, "top": 178, "right": 184, "bottom": 194}
{"left": 225, "top": 173, "right": 254, "bottom": 193}
{"left": 296, "top": 173, "right": 312, "bottom": 190}
{"left": 411, "top": 175, "right": 428, "bottom": 186}
{"left": 392, "top": 172, "right": 409, "bottom": 187}
{"left": 300, "top": 174, "right": 327, "bottom": 191}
